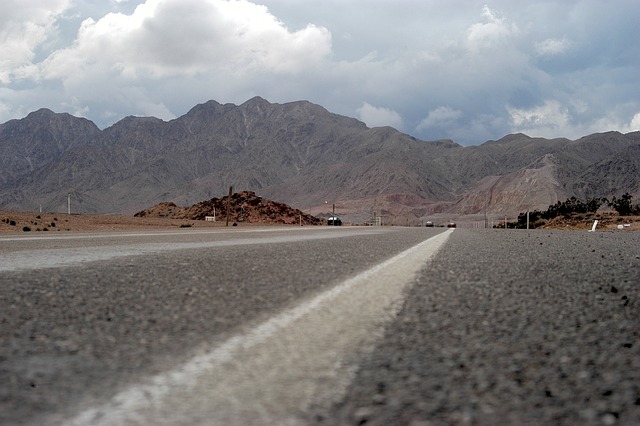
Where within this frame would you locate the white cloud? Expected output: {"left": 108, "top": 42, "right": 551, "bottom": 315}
{"left": 60, "top": 96, "right": 89, "bottom": 118}
{"left": 357, "top": 102, "right": 403, "bottom": 130}
{"left": 630, "top": 113, "right": 640, "bottom": 132}
{"left": 591, "top": 111, "right": 640, "bottom": 135}
{"left": 416, "top": 106, "right": 463, "bottom": 132}
{"left": 466, "top": 5, "right": 515, "bottom": 51}
{"left": 41, "top": 0, "right": 331, "bottom": 80}
{"left": 509, "top": 101, "right": 640, "bottom": 139}
{"left": 0, "top": 0, "right": 70, "bottom": 83}
{"left": 0, "top": 1, "right": 638, "bottom": 145}
{"left": 508, "top": 100, "right": 570, "bottom": 137}
{"left": 535, "top": 38, "right": 573, "bottom": 57}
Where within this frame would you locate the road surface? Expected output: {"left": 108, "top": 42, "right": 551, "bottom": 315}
{"left": 1, "top": 226, "right": 638, "bottom": 425}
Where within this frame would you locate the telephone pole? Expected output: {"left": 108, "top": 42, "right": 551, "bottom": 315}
{"left": 226, "top": 186, "right": 233, "bottom": 226}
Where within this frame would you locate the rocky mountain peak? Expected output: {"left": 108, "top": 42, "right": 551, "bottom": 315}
{"left": 242, "top": 95, "right": 271, "bottom": 107}
{"left": 1, "top": 98, "right": 639, "bottom": 220}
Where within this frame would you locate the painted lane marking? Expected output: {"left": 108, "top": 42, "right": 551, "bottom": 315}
{"left": 64, "top": 229, "right": 454, "bottom": 425}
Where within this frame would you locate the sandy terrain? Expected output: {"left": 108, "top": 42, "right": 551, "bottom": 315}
{"left": 0, "top": 210, "right": 235, "bottom": 233}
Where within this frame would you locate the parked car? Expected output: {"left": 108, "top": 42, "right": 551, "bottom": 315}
{"left": 447, "top": 222, "right": 456, "bottom": 228}
{"left": 327, "top": 216, "right": 342, "bottom": 226}
{"left": 425, "top": 221, "right": 434, "bottom": 227}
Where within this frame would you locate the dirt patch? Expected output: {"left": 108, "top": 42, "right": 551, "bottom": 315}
{"left": 1, "top": 191, "right": 325, "bottom": 233}
{"left": 0, "top": 210, "right": 243, "bottom": 233}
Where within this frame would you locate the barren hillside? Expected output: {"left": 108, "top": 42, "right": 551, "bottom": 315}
{"left": 1, "top": 97, "right": 639, "bottom": 221}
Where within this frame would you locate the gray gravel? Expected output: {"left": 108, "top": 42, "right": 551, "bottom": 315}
{"left": 319, "top": 229, "right": 640, "bottom": 425}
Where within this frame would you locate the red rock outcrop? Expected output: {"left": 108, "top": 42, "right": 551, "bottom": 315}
{"left": 135, "top": 191, "right": 321, "bottom": 225}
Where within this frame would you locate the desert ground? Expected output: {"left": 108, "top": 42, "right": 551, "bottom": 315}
{"left": 1, "top": 210, "right": 638, "bottom": 233}
{"left": 0, "top": 211, "right": 231, "bottom": 233}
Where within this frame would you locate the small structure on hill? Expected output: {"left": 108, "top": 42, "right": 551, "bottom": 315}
{"left": 135, "top": 191, "right": 321, "bottom": 225}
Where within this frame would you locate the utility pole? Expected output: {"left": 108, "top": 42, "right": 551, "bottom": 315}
{"left": 68, "top": 194, "right": 71, "bottom": 215}
{"left": 226, "top": 186, "right": 233, "bottom": 227}
{"left": 484, "top": 205, "right": 488, "bottom": 229}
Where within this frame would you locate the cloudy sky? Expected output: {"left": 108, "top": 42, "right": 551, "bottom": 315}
{"left": 1, "top": 0, "right": 638, "bottom": 145}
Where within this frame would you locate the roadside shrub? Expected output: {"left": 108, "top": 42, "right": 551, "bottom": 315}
{"left": 515, "top": 196, "right": 607, "bottom": 229}
{"left": 23, "top": 226, "right": 31, "bottom": 232}
{"left": 542, "top": 196, "right": 605, "bottom": 219}
{"left": 609, "top": 193, "right": 640, "bottom": 216}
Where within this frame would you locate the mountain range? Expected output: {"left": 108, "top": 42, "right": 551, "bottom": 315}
{"left": 1, "top": 96, "right": 639, "bottom": 224}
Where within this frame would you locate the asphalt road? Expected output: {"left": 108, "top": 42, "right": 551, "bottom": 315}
{"left": 1, "top": 227, "right": 638, "bottom": 425}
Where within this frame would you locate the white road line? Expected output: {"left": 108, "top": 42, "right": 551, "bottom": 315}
{"left": 63, "top": 229, "right": 453, "bottom": 426}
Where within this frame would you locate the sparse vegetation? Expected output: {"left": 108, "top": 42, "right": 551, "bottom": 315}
{"left": 514, "top": 197, "right": 605, "bottom": 229}
{"left": 1, "top": 210, "right": 245, "bottom": 233}
{"left": 608, "top": 193, "right": 640, "bottom": 216}
{"left": 511, "top": 195, "right": 640, "bottom": 229}
{"left": 22, "top": 226, "right": 31, "bottom": 232}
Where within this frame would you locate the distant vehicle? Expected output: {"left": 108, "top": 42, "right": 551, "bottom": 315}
{"left": 327, "top": 216, "right": 342, "bottom": 226}
{"left": 425, "top": 221, "right": 434, "bottom": 227}
{"left": 447, "top": 222, "right": 457, "bottom": 228}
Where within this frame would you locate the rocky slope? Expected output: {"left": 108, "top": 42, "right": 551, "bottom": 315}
{"left": 0, "top": 109, "right": 100, "bottom": 188}
{"left": 1, "top": 97, "right": 639, "bottom": 222}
